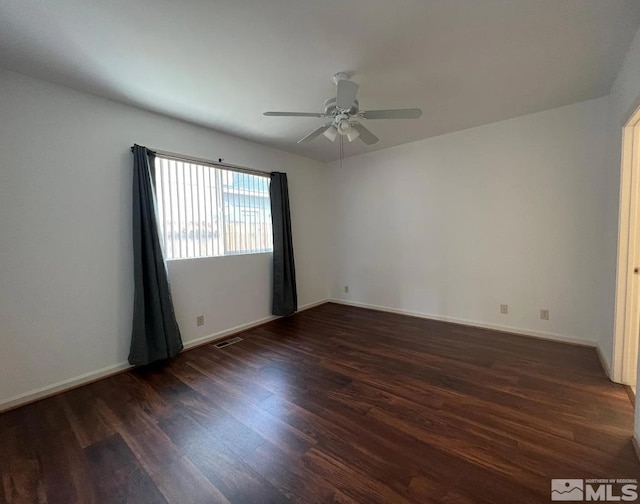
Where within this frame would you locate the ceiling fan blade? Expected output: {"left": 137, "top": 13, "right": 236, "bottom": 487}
{"left": 361, "top": 108, "right": 422, "bottom": 119}
{"left": 336, "top": 80, "right": 359, "bottom": 110}
{"left": 297, "top": 123, "right": 333, "bottom": 143}
{"left": 264, "top": 111, "right": 326, "bottom": 117}
{"left": 351, "top": 123, "right": 379, "bottom": 145}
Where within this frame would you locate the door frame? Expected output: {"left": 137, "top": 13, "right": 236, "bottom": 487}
{"left": 613, "top": 105, "right": 640, "bottom": 385}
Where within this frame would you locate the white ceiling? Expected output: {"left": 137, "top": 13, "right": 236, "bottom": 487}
{"left": 1, "top": 1, "right": 640, "bottom": 162}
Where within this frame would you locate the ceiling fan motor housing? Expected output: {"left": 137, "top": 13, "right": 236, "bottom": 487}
{"left": 324, "top": 97, "right": 359, "bottom": 117}
{"left": 333, "top": 72, "right": 350, "bottom": 85}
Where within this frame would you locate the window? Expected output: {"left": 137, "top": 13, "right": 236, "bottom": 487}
{"left": 154, "top": 156, "right": 272, "bottom": 260}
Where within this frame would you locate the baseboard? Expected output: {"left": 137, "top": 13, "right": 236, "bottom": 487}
{"left": 633, "top": 436, "right": 640, "bottom": 464}
{"left": 182, "top": 316, "right": 279, "bottom": 351}
{"left": 596, "top": 344, "right": 613, "bottom": 379}
{"left": 0, "top": 361, "right": 133, "bottom": 413}
{"left": 182, "top": 298, "right": 328, "bottom": 351}
{"left": 329, "top": 299, "right": 597, "bottom": 348}
{"left": 624, "top": 385, "right": 636, "bottom": 407}
{"left": 0, "top": 298, "right": 329, "bottom": 413}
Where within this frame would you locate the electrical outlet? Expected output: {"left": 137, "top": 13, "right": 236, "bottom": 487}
{"left": 344, "top": 285, "right": 349, "bottom": 293}
{"left": 500, "top": 304, "right": 508, "bottom": 315}
{"left": 196, "top": 315, "right": 205, "bottom": 326}
{"left": 540, "top": 309, "right": 549, "bottom": 320}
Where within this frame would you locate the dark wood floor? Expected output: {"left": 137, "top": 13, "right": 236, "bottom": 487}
{"left": 1, "top": 303, "right": 638, "bottom": 503}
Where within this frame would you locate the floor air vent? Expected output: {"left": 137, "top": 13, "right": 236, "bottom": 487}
{"left": 214, "top": 336, "right": 243, "bottom": 349}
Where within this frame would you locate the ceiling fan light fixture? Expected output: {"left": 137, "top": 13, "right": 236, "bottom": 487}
{"left": 346, "top": 126, "right": 360, "bottom": 142}
{"left": 337, "top": 119, "right": 351, "bottom": 135}
{"left": 323, "top": 125, "right": 338, "bottom": 141}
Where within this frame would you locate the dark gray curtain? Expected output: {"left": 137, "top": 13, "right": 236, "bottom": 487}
{"left": 270, "top": 172, "right": 297, "bottom": 316}
{"left": 129, "top": 144, "right": 183, "bottom": 365}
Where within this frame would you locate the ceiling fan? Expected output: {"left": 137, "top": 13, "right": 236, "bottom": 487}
{"left": 264, "top": 73, "right": 422, "bottom": 145}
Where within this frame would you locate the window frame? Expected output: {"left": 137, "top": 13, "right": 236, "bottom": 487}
{"left": 153, "top": 153, "right": 273, "bottom": 261}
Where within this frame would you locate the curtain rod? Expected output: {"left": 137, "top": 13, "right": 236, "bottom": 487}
{"left": 130, "top": 145, "right": 271, "bottom": 178}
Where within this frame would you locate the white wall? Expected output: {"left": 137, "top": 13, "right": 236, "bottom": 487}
{"left": 607, "top": 25, "right": 640, "bottom": 443}
{"left": 0, "top": 69, "right": 329, "bottom": 408}
{"left": 328, "top": 97, "right": 610, "bottom": 346}
{"left": 3, "top": 37, "right": 640, "bottom": 440}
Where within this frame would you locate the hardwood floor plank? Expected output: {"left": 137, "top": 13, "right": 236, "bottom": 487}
{"left": 94, "top": 397, "right": 182, "bottom": 479}
{"left": 58, "top": 383, "right": 116, "bottom": 449}
{"left": 301, "top": 447, "right": 417, "bottom": 504}
{"left": 241, "top": 440, "right": 360, "bottom": 504}
{"left": 159, "top": 357, "right": 317, "bottom": 458}
{"left": 257, "top": 393, "right": 425, "bottom": 501}
{"left": 1, "top": 302, "right": 638, "bottom": 503}
{"left": 159, "top": 412, "right": 291, "bottom": 504}
{"left": 148, "top": 456, "right": 232, "bottom": 504}
{"left": 0, "top": 408, "right": 47, "bottom": 504}
{"left": 84, "top": 433, "right": 168, "bottom": 504}
{"left": 26, "top": 399, "right": 96, "bottom": 504}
